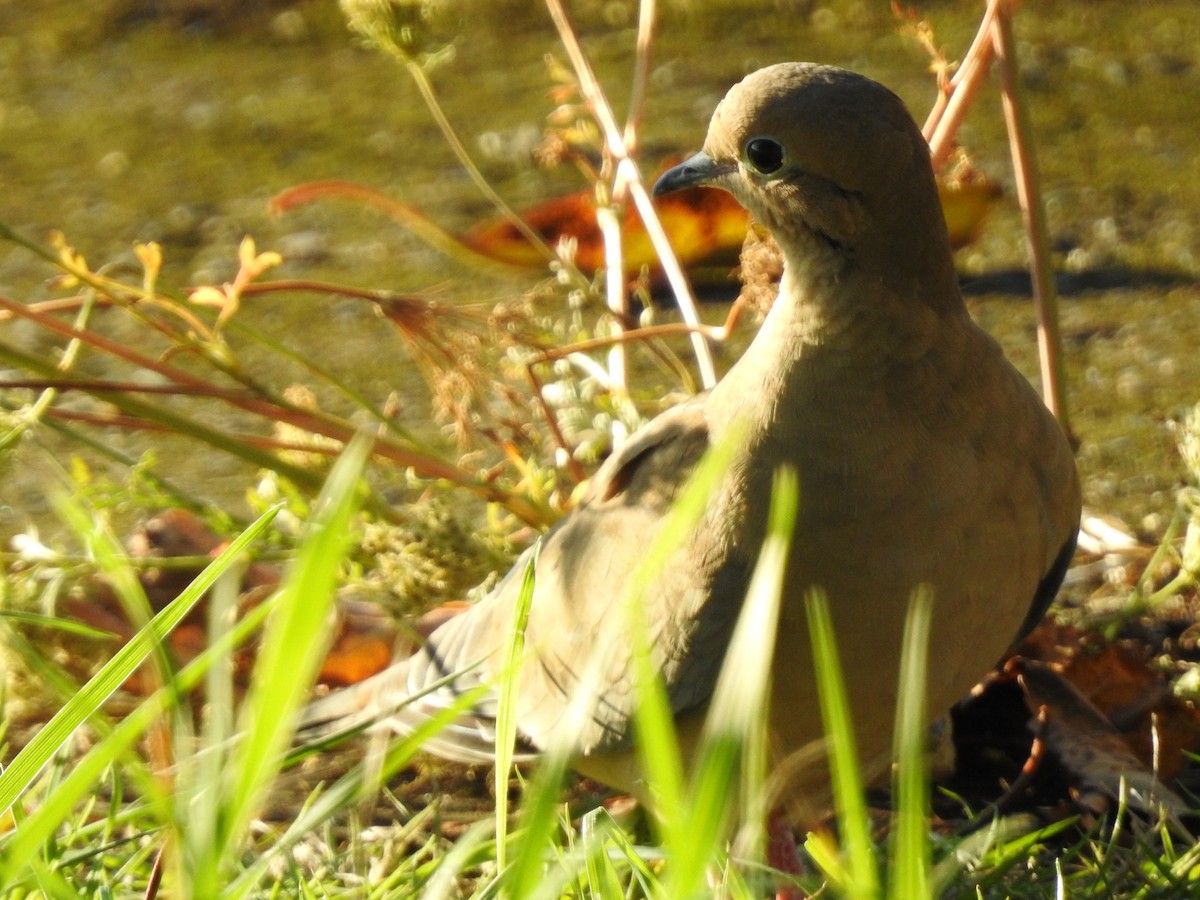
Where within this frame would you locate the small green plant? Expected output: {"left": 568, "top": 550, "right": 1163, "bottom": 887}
{"left": 0, "top": 436, "right": 366, "bottom": 894}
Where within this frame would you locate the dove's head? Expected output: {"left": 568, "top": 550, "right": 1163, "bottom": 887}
{"left": 655, "top": 63, "right": 956, "bottom": 303}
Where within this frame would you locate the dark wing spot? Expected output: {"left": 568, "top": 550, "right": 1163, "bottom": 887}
{"left": 1013, "top": 530, "right": 1077, "bottom": 643}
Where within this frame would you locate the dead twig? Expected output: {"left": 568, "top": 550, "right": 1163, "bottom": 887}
{"left": 543, "top": 0, "right": 718, "bottom": 390}
{"left": 908, "top": 0, "right": 1070, "bottom": 433}
{"left": 991, "top": 0, "right": 1071, "bottom": 436}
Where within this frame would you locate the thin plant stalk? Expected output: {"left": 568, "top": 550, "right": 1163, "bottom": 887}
{"left": 402, "top": 60, "right": 561, "bottom": 268}
{"left": 543, "top": 0, "right": 717, "bottom": 389}
{"left": 991, "top": 1, "right": 1071, "bottom": 435}
{"left": 622, "top": 0, "right": 656, "bottom": 155}
{"left": 922, "top": 0, "right": 1003, "bottom": 166}
{"left": 595, "top": 203, "right": 630, "bottom": 418}
{"left": 917, "top": 0, "right": 1070, "bottom": 432}
{"left": 602, "top": 0, "right": 657, "bottom": 410}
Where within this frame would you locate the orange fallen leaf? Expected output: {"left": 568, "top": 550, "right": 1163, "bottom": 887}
{"left": 273, "top": 162, "right": 997, "bottom": 289}
{"left": 465, "top": 171, "right": 996, "bottom": 277}
{"left": 319, "top": 632, "right": 396, "bottom": 687}
{"left": 459, "top": 182, "right": 749, "bottom": 281}
{"left": 1013, "top": 619, "right": 1200, "bottom": 782}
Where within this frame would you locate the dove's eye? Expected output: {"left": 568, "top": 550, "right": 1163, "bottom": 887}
{"left": 745, "top": 137, "right": 786, "bottom": 175}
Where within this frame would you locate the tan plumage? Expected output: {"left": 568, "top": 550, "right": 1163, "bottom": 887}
{"left": 300, "top": 62, "right": 1081, "bottom": 813}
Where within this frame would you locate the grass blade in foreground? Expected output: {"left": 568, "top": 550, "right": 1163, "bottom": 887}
{"left": 667, "top": 466, "right": 798, "bottom": 898}
{"left": 494, "top": 542, "right": 540, "bottom": 873}
{"left": 499, "top": 424, "right": 745, "bottom": 897}
{"left": 190, "top": 431, "right": 371, "bottom": 892}
{"left": 624, "top": 420, "right": 746, "bottom": 837}
{"left": 889, "top": 586, "right": 933, "bottom": 900}
{"left": 0, "top": 503, "right": 280, "bottom": 820}
{"left": 805, "top": 587, "right": 880, "bottom": 899}
{"left": 500, "top": 648, "right": 613, "bottom": 896}
{"left": 0, "top": 504, "right": 281, "bottom": 882}
{"left": 805, "top": 588, "right": 938, "bottom": 899}
{"left": 227, "top": 682, "right": 492, "bottom": 895}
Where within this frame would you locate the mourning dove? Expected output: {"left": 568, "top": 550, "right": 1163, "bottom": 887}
{"left": 300, "top": 62, "right": 1080, "bottom": 816}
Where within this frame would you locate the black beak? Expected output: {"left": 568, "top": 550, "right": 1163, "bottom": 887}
{"left": 652, "top": 151, "right": 731, "bottom": 197}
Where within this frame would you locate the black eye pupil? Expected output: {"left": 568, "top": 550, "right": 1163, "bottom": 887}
{"left": 746, "top": 138, "right": 784, "bottom": 174}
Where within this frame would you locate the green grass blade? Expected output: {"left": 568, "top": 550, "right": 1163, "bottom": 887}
{"left": 670, "top": 466, "right": 798, "bottom": 897}
{"left": 0, "top": 504, "right": 280, "bottom": 822}
{"left": 936, "top": 814, "right": 1074, "bottom": 895}
{"left": 502, "top": 738, "right": 576, "bottom": 896}
{"left": 504, "top": 418, "right": 752, "bottom": 899}
{"left": 579, "top": 808, "right": 627, "bottom": 898}
{"left": 205, "top": 432, "right": 371, "bottom": 886}
{"left": 51, "top": 490, "right": 166, "bottom": 681}
{"left": 182, "top": 564, "right": 244, "bottom": 883}
{"left": 623, "top": 420, "right": 745, "bottom": 845}
{"left": 889, "top": 586, "right": 933, "bottom": 900}
{"left": 0, "top": 507, "right": 281, "bottom": 881}
{"left": 420, "top": 817, "right": 495, "bottom": 900}
{"left": 805, "top": 587, "right": 880, "bottom": 900}
{"left": 0, "top": 610, "right": 118, "bottom": 641}
{"left": 493, "top": 542, "right": 539, "bottom": 873}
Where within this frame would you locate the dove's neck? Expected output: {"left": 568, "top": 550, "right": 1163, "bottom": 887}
{"left": 707, "top": 246, "right": 956, "bottom": 442}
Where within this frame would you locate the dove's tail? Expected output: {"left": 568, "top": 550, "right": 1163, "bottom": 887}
{"left": 293, "top": 623, "right": 537, "bottom": 765}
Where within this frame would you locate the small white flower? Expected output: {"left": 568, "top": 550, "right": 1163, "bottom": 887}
{"left": 10, "top": 531, "right": 58, "bottom": 562}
